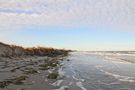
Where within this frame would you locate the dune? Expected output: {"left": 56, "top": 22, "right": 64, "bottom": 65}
{"left": 0, "top": 42, "right": 69, "bottom": 90}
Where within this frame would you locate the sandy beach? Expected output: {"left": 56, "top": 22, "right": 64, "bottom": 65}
{"left": 0, "top": 55, "right": 68, "bottom": 90}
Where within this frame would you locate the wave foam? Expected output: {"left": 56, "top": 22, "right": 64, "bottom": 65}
{"left": 96, "top": 66, "right": 135, "bottom": 83}
{"left": 52, "top": 80, "right": 64, "bottom": 87}
{"left": 76, "top": 82, "right": 87, "bottom": 90}
{"left": 54, "top": 86, "right": 69, "bottom": 90}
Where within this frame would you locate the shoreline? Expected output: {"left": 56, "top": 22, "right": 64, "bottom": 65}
{"left": 1, "top": 51, "right": 135, "bottom": 90}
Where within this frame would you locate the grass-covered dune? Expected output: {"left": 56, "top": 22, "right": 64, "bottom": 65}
{"left": 0, "top": 42, "right": 70, "bottom": 57}
{"left": 25, "top": 47, "right": 69, "bottom": 57}
{"left": 0, "top": 42, "right": 70, "bottom": 89}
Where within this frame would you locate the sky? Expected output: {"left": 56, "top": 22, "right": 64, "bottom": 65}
{"left": 0, "top": 0, "right": 135, "bottom": 51}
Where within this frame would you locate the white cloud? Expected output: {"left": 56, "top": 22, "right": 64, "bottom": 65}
{"left": 0, "top": 0, "right": 135, "bottom": 30}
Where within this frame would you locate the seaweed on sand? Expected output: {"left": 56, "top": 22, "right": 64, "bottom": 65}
{"left": 47, "top": 73, "right": 59, "bottom": 79}
{"left": 23, "top": 68, "right": 38, "bottom": 74}
{"left": 39, "top": 59, "right": 59, "bottom": 70}
{"left": 0, "top": 80, "right": 12, "bottom": 88}
{"left": 11, "top": 66, "right": 26, "bottom": 72}
{"left": 11, "top": 76, "right": 28, "bottom": 85}
{"left": 0, "top": 76, "right": 28, "bottom": 88}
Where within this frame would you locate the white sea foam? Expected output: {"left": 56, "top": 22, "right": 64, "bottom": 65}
{"left": 96, "top": 66, "right": 135, "bottom": 83}
{"left": 71, "top": 68, "right": 85, "bottom": 82}
{"left": 69, "top": 62, "right": 86, "bottom": 90}
{"left": 72, "top": 75, "right": 85, "bottom": 82}
{"left": 54, "top": 86, "right": 69, "bottom": 90}
{"left": 48, "top": 69, "right": 53, "bottom": 73}
{"left": 76, "top": 82, "right": 87, "bottom": 90}
{"left": 58, "top": 67, "right": 65, "bottom": 77}
{"left": 97, "top": 80, "right": 121, "bottom": 86}
{"left": 104, "top": 56, "right": 133, "bottom": 65}
{"left": 52, "top": 80, "right": 64, "bottom": 87}
{"left": 69, "top": 82, "right": 73, "bottom": 86}
{"left": 69, "top": 63, "right": 85, "bottom": 82}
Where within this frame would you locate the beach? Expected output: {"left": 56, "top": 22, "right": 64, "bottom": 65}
{"left": 0, "top": 54, "right": 68, "bottom": 90}
{"left": 1, "top": 51, "right": 135, "bottom": 90}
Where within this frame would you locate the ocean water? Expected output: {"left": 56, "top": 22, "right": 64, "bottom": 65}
{"left": 57, "top": 51, "right": 135, "bottom": 90}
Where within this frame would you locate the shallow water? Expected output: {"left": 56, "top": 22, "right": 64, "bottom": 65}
{"left": 59, "top": 52, "right": 135, "bottom": 90}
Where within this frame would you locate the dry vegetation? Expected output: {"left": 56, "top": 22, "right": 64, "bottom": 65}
{"left": 25, "top": 47, "right": 69, "bottom": 57}
{"left": 0, "top": 42, "right": 70, "bottom": 57}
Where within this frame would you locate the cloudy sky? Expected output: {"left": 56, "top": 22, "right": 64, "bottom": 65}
{"left": 0, "top": 0, "right": 135, "bottom": 51}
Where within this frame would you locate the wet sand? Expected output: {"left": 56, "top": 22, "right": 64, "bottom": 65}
{"left": 0, "top": 56, "right": 66, "bottom": 90}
